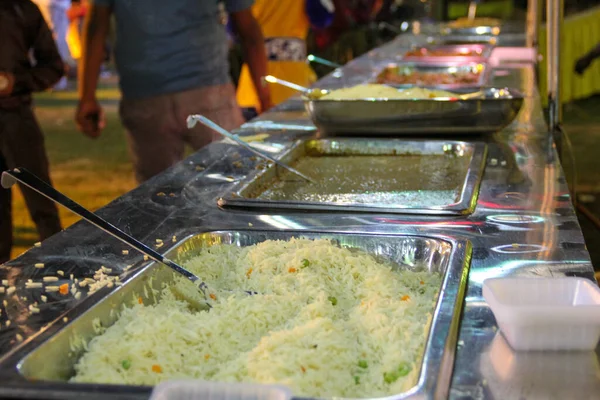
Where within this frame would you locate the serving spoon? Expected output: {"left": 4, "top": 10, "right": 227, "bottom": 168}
{"left": 262, "top": 75, "right": 329, "bottom": 100}
{"left": 1, "top": 168, "right": 215, "bottom": 309}
{"left": 187, "top": 115, "right": 316, "bottom": 184}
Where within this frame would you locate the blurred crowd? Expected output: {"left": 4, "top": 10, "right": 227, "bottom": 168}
{"left": 3, "top": 0, "right": 598, "bottom": 263}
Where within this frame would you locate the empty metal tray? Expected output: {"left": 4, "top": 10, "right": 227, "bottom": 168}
{"left": 0, "top": 230, "right": 471, "bottom": 400}
{"left": 219, "top": 139, "right": 486, "bottom": 215}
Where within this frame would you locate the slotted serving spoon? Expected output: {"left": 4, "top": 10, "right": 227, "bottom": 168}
{"left": 1, "top": 167, "right": 215, "bottom": 308}
{"left": 186, "top": 115, "right": 316, "bottom": 183}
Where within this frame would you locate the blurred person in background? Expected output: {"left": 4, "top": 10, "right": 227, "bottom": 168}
{"left": 66, "top": 0, "right": 87, "bottom": 66}
{"left": 309, "top": 0, "right": 351, "bottom": 50}
{"left": 235, "top": 0, "right": 318, "bottom": 119}
{"left": 0, "top": 0, "right": 63, "bottom": 263}
{"left": 66, "top": 0, "right": 112, "bottom": 80}
{"left": 31, "top": 0, "right": 72, "bottom": 89}
{"left": 76, "top": 0, "right": 271, "bottom": 184}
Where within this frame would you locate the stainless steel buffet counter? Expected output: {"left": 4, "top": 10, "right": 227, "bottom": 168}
{"left": 0, "top": 31, "right": 598, "bottom": 399}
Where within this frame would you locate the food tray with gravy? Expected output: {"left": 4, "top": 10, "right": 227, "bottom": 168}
{"left": 304, "top": 86, "right": 523, "bottom": 135}
{"left": 402, "top": 44, "right": 494, "bottom": 63}
{"left": 374, "top": 62, "right": 488, "bottom": 89}
{"left": 219, "top": 139, "right": 486, "bottom": 215}
{"left": 0, "top": 230, "right": 471, "bottom": 400}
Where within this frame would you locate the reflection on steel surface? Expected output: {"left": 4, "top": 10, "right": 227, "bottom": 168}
{"left": 5, "top": 231, "right": 470, "bottom": 400}
{"left": 486, "top": 214, "right": 545, "bottom": 224}
{"left": 481, "top": 334, "right": 600, "bottom": 398}
{"left": 490, "top": 243, "right": 547, "bottom": 254}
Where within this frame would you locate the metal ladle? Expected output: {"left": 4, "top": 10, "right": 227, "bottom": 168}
{"left": 186, "top": 115, "right": 316, "bottom": 184}
{"left": 262, "top": 75, "right": 329, "bottom": 100}
{"left": 1, "top": 167, "right": 214, "bottom": 309}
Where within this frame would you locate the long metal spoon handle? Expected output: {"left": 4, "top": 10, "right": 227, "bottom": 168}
{"left": 187, "top": 115, "right": 316, "bottom": 184}
{"left": 263, "top": 75, "right": 309, "bottom": 94}
{"left": 1, "top": 168, "right": 202, "bottom": 287}
{"left": 307, "top": 55, "right": 342, "bottom": 69}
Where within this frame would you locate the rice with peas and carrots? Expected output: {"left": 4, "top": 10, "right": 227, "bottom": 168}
{"left": 71, "top": 238, "right": 441, "bottom": 398}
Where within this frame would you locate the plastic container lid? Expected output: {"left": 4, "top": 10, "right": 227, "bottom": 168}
{"left": 149, "top": 381, "right": 292, "bottom": 400}
{"left": 483, "top": 277, "right": 600, "bottom": 351}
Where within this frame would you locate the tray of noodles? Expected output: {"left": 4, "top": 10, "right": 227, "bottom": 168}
{"left": 218, "top": 138, "right": 486, "bottom": 216}
{"left": 0, "top": 230, "right": 471, "bottom": 400}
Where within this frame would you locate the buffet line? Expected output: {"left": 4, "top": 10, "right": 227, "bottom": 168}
{"left": 0, "top": 20, "right": 598, "bottom": 400}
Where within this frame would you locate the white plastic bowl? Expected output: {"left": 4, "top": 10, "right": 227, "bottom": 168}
{"left": 483, "top": 277, "right": 600, "bottom": 351}
{"left": 149, "top": 381, "right": 292, "bottom": 400}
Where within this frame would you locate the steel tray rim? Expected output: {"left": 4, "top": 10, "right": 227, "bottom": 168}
{"left": 0, "top": 230, "right": 472, "bottom": 400}
{"left": 219, "top": 139, "right": 487, "bottom": 216}
{"left": 301, "top": 87, "right": 524, "bottom": 104}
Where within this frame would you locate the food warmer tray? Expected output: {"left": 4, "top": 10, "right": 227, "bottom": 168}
{"left": 402, "top": 44, "right": 494, "bottom": 63}
{"left": 373, "top": 61, "right": 489, "bottom": 90}
{"left": 218, "top": 139, "right": 486, "bottom": 216}
{"left": 304, "top": 87, "right": 523, "bottom": 135}
{"left": 0, "top": 230, "right": 471, "bottom": 400}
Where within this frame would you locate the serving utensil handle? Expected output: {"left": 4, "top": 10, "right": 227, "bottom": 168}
{"left": 1, "top": 168, "right": 204, "bottom": 289}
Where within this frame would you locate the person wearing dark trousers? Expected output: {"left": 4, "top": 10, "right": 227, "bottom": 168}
{"left": 0, "top": 0, "right": 64, "bottom": 264}
{"left": 575, "top": 42, "right": 600, "bottom": 75}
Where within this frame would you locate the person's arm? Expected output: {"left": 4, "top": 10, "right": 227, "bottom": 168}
{"left": 11, "top": 4, "right": 64, "bottom": 94}
{"left": 76, "top": 2, "right": 111, "bottom": 137}
{"left": 575, "top": 42, "right": 600, "bottom": 75}
{"left": 228, "top": 8, "right": 272, "bottom": 112}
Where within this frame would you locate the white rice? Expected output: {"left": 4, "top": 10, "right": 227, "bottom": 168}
{"left": 71, "top": 238, "right": 440, "bottom": 398}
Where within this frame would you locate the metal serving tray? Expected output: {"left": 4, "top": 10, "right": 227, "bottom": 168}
{"left": 402, "top": 44, "right": 494, "bottom": 63}
{"left": 0, "top": 230, "right": 471, "bottom": 400}
{"left": 374, "top": 61, "right": 489, "bottom": 89}
{"left": 430, "top": 35, "right": 498, "bottom": 46}
{"left": 304, "top": 87, "right": 523, "bottom": 135}
{"left": 219, "top": 139, "right": 486, "bottom": 215}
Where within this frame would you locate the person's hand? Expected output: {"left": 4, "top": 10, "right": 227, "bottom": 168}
{"left": 575, "top": 55, "right": 592, "bottom": 75}
{"left": 257, "top": 84, "right": 273, "bottom": 113}
{"left": 0, "top": 72, "right": 15, "bottom": 97}
{"left": 76, "top": 98, "right": 105, "bottom": 138}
